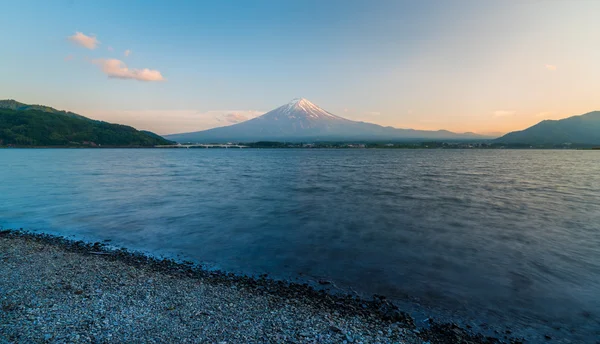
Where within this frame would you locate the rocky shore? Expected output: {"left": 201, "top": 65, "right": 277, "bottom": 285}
{"left": 0, "top": 230, "right": 508, "bottom": 343}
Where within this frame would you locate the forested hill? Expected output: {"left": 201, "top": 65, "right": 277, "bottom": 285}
{"left": 495, "top": 111, "right": 600, "bottom": 145}
{"left": 0, "top": 107, "right": 171, "bottom": 147}
{"left": 0, "top": 99, "right": 90, "bottom": 121}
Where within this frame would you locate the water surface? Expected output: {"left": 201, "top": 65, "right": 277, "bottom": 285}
{"left": 1, "top": 149, "right": 599, "bottom": 342}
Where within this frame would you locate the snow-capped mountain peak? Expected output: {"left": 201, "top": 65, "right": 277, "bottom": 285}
{"left": 165, "top": 98, "right": 492, "bottom": 143}
{"left": 270, "top": 98, "right": 342, "bottom": 120}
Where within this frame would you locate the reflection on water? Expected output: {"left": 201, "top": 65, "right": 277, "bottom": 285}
{"left": 1, "top": 148, "right": 599, "bottom": 342}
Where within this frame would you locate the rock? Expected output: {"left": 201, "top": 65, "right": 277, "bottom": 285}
{"left": 330, "top": 326, "right": 343, "bottom": 333}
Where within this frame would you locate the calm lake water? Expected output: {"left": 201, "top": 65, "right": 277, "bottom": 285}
{"left": 1, "top": 149, "right": 599, "bottom": 342}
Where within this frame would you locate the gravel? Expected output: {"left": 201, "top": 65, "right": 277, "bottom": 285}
{"left": 0, "top": 230, "right": 505, "bottom": 343}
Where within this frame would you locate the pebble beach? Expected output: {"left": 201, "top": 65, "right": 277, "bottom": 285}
{"left": 0, "top": 230, "right": 506, "bottom": 343}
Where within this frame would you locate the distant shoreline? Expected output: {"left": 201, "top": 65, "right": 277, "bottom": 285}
{"left": 1, "top": 145, "right": 599, "bottom": 150}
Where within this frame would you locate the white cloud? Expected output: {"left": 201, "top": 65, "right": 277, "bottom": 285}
{"left": 219, "top": 112, "right": 252, "bottom": 124}
{"left": 124, "top": 49, "right": 132, "bottom": 57}
{"left": 68, "top": 32, "right": 99, "bottom": 49}
{"left": 545, "top": 64, "right": 557, "bottom": 71}
{"left": 108, "top": 46, "right": 114, "bottom": 52}
{"left": 92, "top": 58, "right": 165, "bottom": 82}
{"left": 493, "top": 110, "right": 516, "bottom": 117}
{"left": 76, "top": 109, "right": 265, "bottom": 135}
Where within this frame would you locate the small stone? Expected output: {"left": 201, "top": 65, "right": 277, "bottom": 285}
{"left": 330, "top": 326, "right": 343, "bottom": 333}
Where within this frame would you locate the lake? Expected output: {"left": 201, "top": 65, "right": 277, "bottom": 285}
{"left": 1, "top": 149, "right": 599, "bottom": 342}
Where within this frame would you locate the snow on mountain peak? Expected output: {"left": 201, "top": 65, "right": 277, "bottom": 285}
{"left": 274, "top": 98, "right": 341, "bottom": 120}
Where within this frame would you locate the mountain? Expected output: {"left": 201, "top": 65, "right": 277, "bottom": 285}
{"left": 495, "top": 111, "right": 600, "bottom": 145}
{"left": 0, "top": 99, "right": 89, "bottom": 121}
{"left": 0, "top": 100, "right": 172, "bottom": 147}
{"left": 165, "top": 98, "right": 492, "bottom": 143}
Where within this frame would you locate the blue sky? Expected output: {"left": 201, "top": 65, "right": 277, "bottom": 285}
{"left": 1, "top": 0, "right": 600, "bottom": 134}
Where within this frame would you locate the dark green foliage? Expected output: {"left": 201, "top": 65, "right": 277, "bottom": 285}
{"left": 0, "top": 108, "right": 171, "bottom": 147}
{"left": 0, "top": 99, "right": 89, "bottom": 121}
{"left": 244, "top": 141, "right": 291, "bottom": 148}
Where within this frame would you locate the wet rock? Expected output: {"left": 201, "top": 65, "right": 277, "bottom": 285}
{"left": 329, "top": 326, "right": 343, "bottom": 333}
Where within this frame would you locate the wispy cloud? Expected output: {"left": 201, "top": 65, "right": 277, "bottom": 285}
{"left": 64, "top": 55, "right": 74, "bottom": 62}
{"left": 493, "top": 110, "right": 516, "bottom": 117}
{"left": 107, "top": 46, "right": 114, "bottom": 52}
{"left": 219, "top": 112, "right": 252, "bottom": 124}
{"left": 124, "top": 49, "right": 132, "bottom": 57}
{"left": 68, "top": 32, "right": 99, "bottom": 49}
{"left": 545, "top": 64, "right": 557, "bottom": 71}
{"left": 77, "top": 109, "right": 264, "bottom": 134}
{"left": 92, "top": 58, "right": 165, "bottom": 82}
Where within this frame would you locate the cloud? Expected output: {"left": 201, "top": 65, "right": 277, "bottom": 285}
{"left": 64, "top": 55, "right": 74, "bottom": 62}
{"left": 108, "top": 46, "right": 114, "bottom": 52}
{"left": 92, "top": 58, "right": 165, "bottom": 82}
{"left": 220, "top": 112, "right": 251, "bottom": 124}
{"left": 545, "top": 64, "right": 557, "bottom": 71}
{"left": 124, "top": 49, "right": 132, "bottom": 57}
{"left": 493, "top": 110, "right": 516, "bottom": 117}
{"left": 68, "top": 32, "right": 99, "bottom": 49}
{"left": 76, "top": 109, "right": 264, "bottom": 134}
{"left": 364, "top": 111, "right": 381, "bottom": 116}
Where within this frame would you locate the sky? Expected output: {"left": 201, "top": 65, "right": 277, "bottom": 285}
{"left": 1, "top": 0, "right": 600, "bottom": 135}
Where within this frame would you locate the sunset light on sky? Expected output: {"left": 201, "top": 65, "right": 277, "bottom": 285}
{"left": 1, "top": 0, "right": 600, "bottom": 135}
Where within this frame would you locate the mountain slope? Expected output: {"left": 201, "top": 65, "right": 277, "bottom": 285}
{"left": 165, "top": 98, "right": 491, "bottom": 143}
{"left": 0, "top": 102, "right": 172, "bottom": 147}
{"left": 0, "top": 99, "right": 90, "bottom": 121}
{"left": 495, "top": 111, "right": 600, "bottom": 145}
